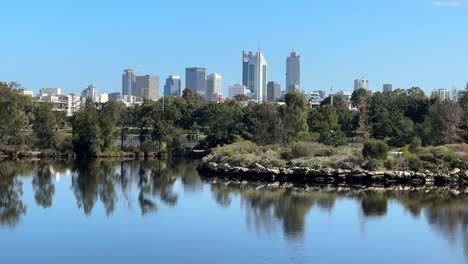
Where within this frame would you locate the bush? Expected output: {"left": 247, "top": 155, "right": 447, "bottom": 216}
{"left": 362, "top": 140, "right": 389, "bottom": 160}
{"left": 408, "top": 137, "right": 422, "bottom": 153}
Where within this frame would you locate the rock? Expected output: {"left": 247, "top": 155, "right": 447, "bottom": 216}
{"left": 241, "top": 180, "right": 248, "bottom": 185}
{"left": 464, "top": 187, "right": 468, "bottom": 194}
{"left": 450, "top": 168, "right": 461, "bottom": 175}
{"left": 218, "top": 163, "right": 232, "bottom": 171}
{"left": 267, "top": 168, "right": 280, "bottom": 175}
{"left": 253, "top": 163, "right": 265, "bottom": 171}
{"left": 240, "top": 167, "right": 250, "bottom": 173}
{"left": 255, "top": 185, "right": 265, "bottom": 190}
{"left": 282, "top": 168, "right": 294, "bottom": 175}
{"left": 450, "top": 189, "right": 460, "bottom": 196}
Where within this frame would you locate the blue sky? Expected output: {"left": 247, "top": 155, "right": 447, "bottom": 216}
{"left": 1, "top": 0, "right": 467, "bottom": 96}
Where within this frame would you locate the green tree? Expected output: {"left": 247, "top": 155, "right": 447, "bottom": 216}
{"left": 351, "top": 88, "right": 369, "bottom": 108}
{"left": 308, "top": 105, "right": 347, "bottom": 146}
{"left": 99, "top": 101, "right": 123, "bottom": 151}
{"left": 72, "top": 99, "right": 102, "bottom": 157}
{"left": 246, "top": 103, "right": 286, "bottom": 145}
{"left": 362, "top": 139, "right": 389, "bottom": 160}
{"left": 421, "top": 100, "right": 462, "bottom": 145}
{"left": 33, "top": 103, "right": 57, "bottom": 149}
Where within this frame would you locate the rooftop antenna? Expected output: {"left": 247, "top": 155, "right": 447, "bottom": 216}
{"left": 330, "top": 84, "right": 334, "bottom": 106}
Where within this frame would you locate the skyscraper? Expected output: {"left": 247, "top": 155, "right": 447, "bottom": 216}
{"left": 383, "top": 84, "right": 393, "bottom": 93}
{"left": 286, "top": 51, "right": 300, "bottom": 92}
{"left": 122, "top": 69, "right": 136, "bottom": 96}
{"left": 164, "top": 75, "right": 182, "bottom": 97}
{"left": 267, "top": 81, "right": 281, "bottom": 101}
{"left": 247, "top": 51, "right": 268, "bottom": 102}
{"left": 354, "top": 78, "right": 369, "bottom": 90}
{"left": 242, "top": 51, "right": 254, "bottom": 88}
{"left": 185, "top": 67, "right": 206, "bottom": 96}
{"left": 136, "top": 75, "right": 159, "bottom": 100}
{"left": 228, "top": 84, "right": 250, "bottom": 98}
{"left": 206, "top": 73, "right": 222, "bottom": 101}
{"left": 81, "top": 84, "right": 97, "bottom": 102}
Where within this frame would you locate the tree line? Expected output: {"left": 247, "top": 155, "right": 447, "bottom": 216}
{"left": 1, "top": 81, "right": 468, "bottom": 157}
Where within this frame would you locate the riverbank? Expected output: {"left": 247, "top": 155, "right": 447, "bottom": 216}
{"left": 197, "top": 140, "right": 468, "bottom": 188}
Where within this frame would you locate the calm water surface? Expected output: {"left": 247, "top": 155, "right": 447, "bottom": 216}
{"left": 0, "top": 160, "right": 466, "bottom": 264}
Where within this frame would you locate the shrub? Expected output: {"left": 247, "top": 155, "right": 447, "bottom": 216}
{"left": 408, "top": 137, "right": 422, "bottom": 153}
{"left": 291, "top": 142, "right": 316, "bottom": 158}
{"left": 362, "top": 140, "right": 389, "bottom": 160}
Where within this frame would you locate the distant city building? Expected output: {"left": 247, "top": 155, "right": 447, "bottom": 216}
{"left": 354, "top": 78, "right": 369, "bottom": 90}
{"left": 457, "top": 83, "right": 468, "bottom": 101}
{"left": 206, "top": 73, "right": 222, "bottom": 101}
{"left": 336, "top": 90, "right": 352, "bottom": 101}
{"left": 242, "top": 51, "right": 254, "bottom": 88}
{"left": 286, "top": 51, "right": 300, "bottom": 92}
{"left": 228, "top": 84, "right": 250, "bottom": 98}
{"left": 108, "top": 92, "right": 121, "bottom": 102}
{"left": 122, "top": 69, "right": 136, "bottom": 96}
{"left": 313, "top": 90, "right": 326, "bottom": 99}
{"left": 97, "top": 93, "right": 109, "bottom": 104}
{"left": 267, "top": 81, "right": 281, "bottom": 101}
{"left": 247, "top": 51, "right": 268, "bottom": 102}
{"left": 81, "top": 84, "right": 97, "bottom": 102}
{"left": 37, "top": 93, "right": 81, "bottom": 116}
{"left": 39, "top": 88, "right": 61, "bottom": 96}
{"left": 307, "top": 92, "right": 323, "bottom": 108}
{"left": 19, "top": 89, "right": 34, "bottom": 97}
{"left": 185, "top": 67, "right": 206, "bottom": 96}
{"left": 164, "top": 75, "right": 182, "bottom": 97}
{"left": 136, "top": 75, "right": 159, "bottom": 100}
{"left": 431, "top": 89, "right": 451, "bottom": 101}
{"left": 383, "top": 84, "right": 393, "bottom": 93}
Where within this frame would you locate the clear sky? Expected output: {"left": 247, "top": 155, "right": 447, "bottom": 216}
{"left": 1, "top": 0, "right": 467, "bottom": 96}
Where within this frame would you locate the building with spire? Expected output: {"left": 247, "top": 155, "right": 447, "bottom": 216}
{"left": 246, "top": 51, "right": 268, "bottom": 102}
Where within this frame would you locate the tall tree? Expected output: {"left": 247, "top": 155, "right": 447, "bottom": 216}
{"left": 72, "top": 99, "right": 102, "bottom": 157}
{"left": 99, "top": 101, "right": 123, "bottom": 151}
{"left": 421, "top": 100, "right": 462, "bottom": 145}
{"left": 33, "top": 103, "right": 57, "bottom": 149}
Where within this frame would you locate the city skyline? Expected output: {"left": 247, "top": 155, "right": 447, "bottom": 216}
{"left": 1, "top": 0, "right": 467, "bottom": 95}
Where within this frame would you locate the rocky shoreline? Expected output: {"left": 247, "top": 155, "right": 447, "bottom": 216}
{"left": 197, "top": 161, "right": 468, "bottom": 188}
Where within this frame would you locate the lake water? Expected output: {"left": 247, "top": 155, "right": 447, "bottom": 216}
{"left": 0, "top": 159, "right": 466, "bottom": 264}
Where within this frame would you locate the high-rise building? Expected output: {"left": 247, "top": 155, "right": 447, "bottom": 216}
{"left": 136, "top": 75, "right": 159, "bottom": 100}
{"left": 247, "top": 51, "right": 268, "bottom": 102}
{"left": 164, "top": 75, "right": 182, "bottom": 97}
{"left": 383, "top": 84, "right": 393, "bottom": 93}
{"left": 242, "top": 51, "right": 254, "bottom": 88}
{"left": 286, "top": 51, "right": 300, "bottom": 92}
{"left": 81, "top": 84, "right": 97, "bottom": 102}
{"left": 228, "top": 84, "right": 250, "bottom": 98}
{"left": 206, "top": 73, "right": 222, "bottom": 101}
{"left": 354, "top": 78, "right": 369, "bottom": 90}
{"left": 431, "top": 89, "right": 451, "bottom": 101}
{"left": 122, "top": 69, "right": 136, "bottom": 96}
{"left": 267, "top": 81, "right": 281, "bottom": 101}
{"left": 185, "top": 67, "right": 206, "bottom": 96}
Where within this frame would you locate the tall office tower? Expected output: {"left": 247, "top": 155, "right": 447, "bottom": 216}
{"left": 185, "top": 67, "right": 206, "bottom": 96}
{"left": 242, "top": 51, "right": 254, "bottom": 88}
{"left": 431, "top": 89, "right": 451, "bottom": 101}
{"left": 382, "top": 84, "right": 393, "bottom": 93}
{"left": 164, "top": 75, "right": 182, "bottom": 97}
{"left": 286, "top": 51, "right": 301, "bottom": 92}
{"left": 81, "top": 84, "right": 97, "bottom": 102}
{"left": 122, "top": 69, "right": 137, "bottom": 96}
{"left": 354, "top": 78, "right": 369, "bottom": 90}
{"left": 206, "top": 73, "right": 222, "bottom": 101}
{"left": 136, "top": 75, "right": 159, "bottom": 100}
{"left": 246, "top": 51, "right": 268, "bottom": 102}
{"left": 267, "top": 81, "right": 281, "bottom": 101}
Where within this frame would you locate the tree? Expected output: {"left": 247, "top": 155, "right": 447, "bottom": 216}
{"left": 72, "top": 99, "right": 102, "bottom": 157}
{"left": 234, "top": 94, "right": 250, "bottom": 101}
{"left": 362, "top": 139, "right": 389, "bottom": 160}
{"left": 308, "top": 106, "right": 347, "bottom": 146}
{"left": 320, "top": 95, "right": 348, "bottom": 112}
{"left": 421, "top": 100, "right": 462, "bottom": 146}
{"left": 246, "top": 103, "right": 286, "bottom": 145}
{"left": 99, "top": 101, "right": 123, "bottom": 151}
{"left": 33, "top": 103, "right": 57, "bottom": 149}
{"left": 351, "top": 88, "right": 369, "bottom": 108}
{"left": 459, "top": 93, "right": 468, "bottom": 142}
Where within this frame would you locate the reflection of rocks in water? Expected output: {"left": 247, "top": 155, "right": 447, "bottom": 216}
{"left": 32, "top": 165, "right": 55, "bottom": 208}
{"left": 0, "top": 162, "right": 26, "bottom": 227}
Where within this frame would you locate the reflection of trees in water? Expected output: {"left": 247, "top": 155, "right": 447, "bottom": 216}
{"left": 72, "top": 160, "right": 120, "bottom": 216}
{"left": 211, "top": 185, "right": 335, "bottom": 241}
{"left": 32, "top": 165, "right": 55, "bottom": 208}
{"left": 0, "top": 162, "right": 27, "bottom": 227}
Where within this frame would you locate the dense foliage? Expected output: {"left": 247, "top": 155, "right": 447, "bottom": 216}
{"left": 1, "top": 81, "right": 468, "bottom": 159}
